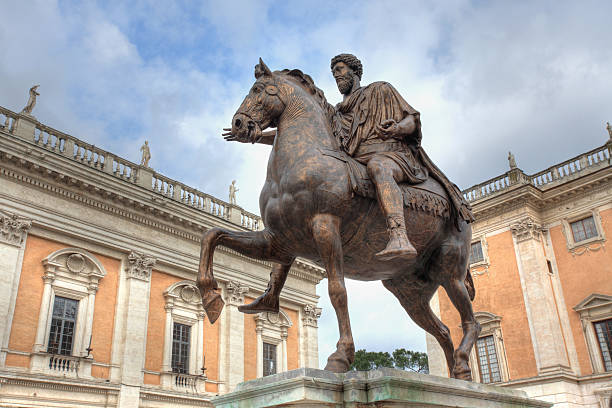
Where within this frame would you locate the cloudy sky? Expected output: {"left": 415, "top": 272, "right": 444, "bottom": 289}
{"left": 2, "top": 1, "right": 611, "bottom": 367}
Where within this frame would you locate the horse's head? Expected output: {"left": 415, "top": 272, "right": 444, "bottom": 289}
{"left": 230, "top": 58, "right": 287, "bottom": 144}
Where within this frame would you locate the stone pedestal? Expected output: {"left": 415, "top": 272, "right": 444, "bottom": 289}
{"left": 212, "top": 368, "right": 552, "bottom": 408}
{"left": 13, "top": 113, "right": 37, "bottom": 142}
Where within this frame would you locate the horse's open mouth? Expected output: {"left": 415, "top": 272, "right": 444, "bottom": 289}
{"left": 247, "top": 122, "right": 262, "bottom": 144}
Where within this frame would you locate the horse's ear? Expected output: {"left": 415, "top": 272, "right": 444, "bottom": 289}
{"left": 255, "top": 57, "right": 273, "bottom": 78}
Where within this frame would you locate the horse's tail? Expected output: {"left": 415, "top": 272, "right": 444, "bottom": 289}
{"left": 464, "top": 268, "right": 476, "bottom": 301}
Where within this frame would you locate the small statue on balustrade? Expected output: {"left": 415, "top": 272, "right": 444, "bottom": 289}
{"left": 140, "top": 140, "right": 151, "bottom": 167}
{"left": 229, "top": 180, "right": 239, "bottom": 205}
{"left": 607, "top": 122, "right": 612, "bottom": 140}
{"left": 21, "top": 85, "right": 40, "bottom": 115}
{"left": 508, "top": 151, "right": 517, "bottom": 169}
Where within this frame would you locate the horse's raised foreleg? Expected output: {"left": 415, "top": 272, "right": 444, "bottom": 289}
{"left": 382, "top": 277, "right": 455, "bottom": 376}
{"left": 197, "top": 227, "right": 293, "bottom": 324}
{"left": 311, "top": 214, "right": 354, "bottom": 373}
{"left": 442, "top": 276, "right": 481, "bottom": 380}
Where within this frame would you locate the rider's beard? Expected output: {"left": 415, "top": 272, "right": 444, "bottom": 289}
{"left": 336, "top": 74, "right": 353, "bottom": 95}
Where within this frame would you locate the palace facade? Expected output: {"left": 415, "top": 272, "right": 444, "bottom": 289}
{"left": 427, "top": 134, "right": 612, "bottom": 407}
{"left": 0, "top": 105, "right": 324, "bottom": 407}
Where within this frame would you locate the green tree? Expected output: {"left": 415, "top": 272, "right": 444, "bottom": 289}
{"left": 350, "top": 348, "right": 428, "bottom": 373}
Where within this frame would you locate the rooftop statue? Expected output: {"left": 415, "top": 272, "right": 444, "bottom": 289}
{"left": 229, "top": 180, "right": 239, "bottom": 205}
{"left": 607, "top": 121, "right": 612, "bottom": 140}
{"left": 140, "top": 140, "right": 151, "bottom": 167}
{"left": 508, "top": 151, "right": 517, "bottom": 169}
{"left": 199, "top": 56, "right": 479, "bottom": 380}
{"left": 21, "top": 85, "right": 40, "bottom": 115}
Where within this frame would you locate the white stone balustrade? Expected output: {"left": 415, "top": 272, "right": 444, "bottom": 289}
{"left": 463, "top": 143, "right": 611, "bottom": 203}
{"left": 0, "top": 107, "right": 17, "bottom": 134}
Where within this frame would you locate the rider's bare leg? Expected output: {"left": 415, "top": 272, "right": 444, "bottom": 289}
{"left": 366, "top": 157, "right": 417, "bottom": 260}
{"left": 239, "top": 260, "right": 294, "bottom": 314}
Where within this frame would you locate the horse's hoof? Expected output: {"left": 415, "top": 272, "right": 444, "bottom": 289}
{"left": 324, "top": 352, "right": 351, "bottom": 373}
{"left": 452, "top": 369, "right": 473, "bottom": 381}
{"left": 202, "top": 291, "right": 225, "bottom": 324}
{"left": 238, "top": 294, "right": 279, "bottom": 314}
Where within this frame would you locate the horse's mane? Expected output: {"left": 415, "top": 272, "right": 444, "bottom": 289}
{"left": 276, "top": 69, "right": 331, "bottom": 111}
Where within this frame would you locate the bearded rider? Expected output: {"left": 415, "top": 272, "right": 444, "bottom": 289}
{"left": 238, "top": 53, "right": 473, "bottom": 313}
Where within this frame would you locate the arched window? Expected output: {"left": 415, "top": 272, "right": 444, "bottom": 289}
{"left": 161, "top": 281, "right": 206, "bottom": 392}
{"left": 469, "top": 311, "right": 510, "bottom": 384}
{"left": 31, "top": 248, "right": 106, "bottom": 378}
{"left": 254, "top": 311, "right": 292, "bottom": 377}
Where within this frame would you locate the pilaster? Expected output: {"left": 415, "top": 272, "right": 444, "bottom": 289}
{"left": 300, "top": 304, "right": 321, "bottom": 369}
{"left": 222, "top": 280, "right": 248, "bottom": 392}
{"left": 0, "top": 210, "right": 32, "bottom": 366}
{"left": 511, "top": 217, "right": 572, "bottom": 375}
{"left": 12, "top": 113, "right": 37, "bottom": 143}
{"left": 116, "top": 251, "right": 155, "bottom": 408}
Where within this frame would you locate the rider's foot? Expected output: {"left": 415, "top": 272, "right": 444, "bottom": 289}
{"left": 238, "top": 291, "right": 279, "bottom": 314}
{"left": 376, "top": 228, "right": 417, "bottom": 261}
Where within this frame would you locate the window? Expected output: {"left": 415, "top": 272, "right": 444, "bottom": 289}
{"left": 562, "top": 210, "right": 605, "bottom": 253}
{"left": 469, "top": 312, "right": 509, "bottom": 383}
{"left": 594, "top": 319, "right": 612, "bottom": 372}
{"left": 476, "top": 335, "right": 501, "bottom": 383}
{"left": 47, "top": 296, "right": 78, "bottom": 355}
{"left": 31, "top": 248, "right": 106, "bottom": 378}
{"left": 263, "top": 342, "right": 277, "bottom": 376}
{"left": 574, "top": 294, "right": 612, "bottom": 374}
{"left": 470, "top": 241, "right": 484, "bottom": 264}
{"left": 161, "top": 281, "right": 206, "bottom": 390}
{"left": 172, "top": 322, "right": 191, "bottom": 373}
{"left": 570, "top": 216, "right": 598, "bottom": 243}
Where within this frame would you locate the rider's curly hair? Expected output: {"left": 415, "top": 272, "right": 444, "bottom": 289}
{"left": 331, "top": 53, "right": 363, "bottom": 80}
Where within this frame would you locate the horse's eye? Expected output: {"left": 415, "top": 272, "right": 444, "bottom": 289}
{"left": 251, "top": 85, "right": 262, "bottom": 93}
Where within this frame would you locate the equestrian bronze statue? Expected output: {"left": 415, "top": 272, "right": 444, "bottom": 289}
{"left": 197, "top": 54, "right": 481, "bottom": 380}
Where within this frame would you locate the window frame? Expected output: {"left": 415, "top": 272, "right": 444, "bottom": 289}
{"left": 161, "top": 281, "right": 206, "bottom": 390}
{"left": 263, "top": 342, "right": 278, "bottom": 376}
{"left": 469, "top": 312, "right": 510, "bottom": 383}
{"left": 469, "top": 235, "right": 489, "bottom": 269}
{"left": 562, "top": 209, "right": 605, "bottom": 253}
{"left": 47, "top": 296, "right": 79, "bottom": 356}
{"left": 31, "top": 248, "right": 106, "bottom": 378}
{"left": 171, "top": 322, "right": 192, "bottom": 374}
{"left": 476, "top": 335, "right": 502, "bottom": 383}
{"left": 593, "top": 319, "right": 612, "bottom": 372}
{"left": 574, "top": 294, "right": 612, "bottom": 374}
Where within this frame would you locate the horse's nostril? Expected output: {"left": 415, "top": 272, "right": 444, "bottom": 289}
{"left": 235, "top": 118, "right": 242, "bottom": 128}
{"left": 247, "top": 121, "right": 255, "bottom": 129}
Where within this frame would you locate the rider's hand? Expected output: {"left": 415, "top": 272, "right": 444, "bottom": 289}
{"left": 376, "top": 119, "right": 403, "bottom": 141}
{"left": 222, "top": 127, "right": 239, "bottom": 142}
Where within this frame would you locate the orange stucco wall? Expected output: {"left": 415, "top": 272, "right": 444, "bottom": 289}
{"left": 244, "top": 297, "right": 257, "bottom": 381}
{"left": 284, "top": 308, "right": 299, "bottom": 371}
{"left": 439, "top": 230, "right": 538, "bottom": 380}
{"left": 7, "top": 235, "right": 119, "bottom": 377}
{"left": 549, "top": 208, "right": 612, "bottom": 375}
{"left": 144, "top": 270, "right": 181, "bottom": 378}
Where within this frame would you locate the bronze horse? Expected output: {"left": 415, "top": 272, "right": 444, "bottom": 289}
{"left": 197, "top": 59, "right": 480, "bottom": 379}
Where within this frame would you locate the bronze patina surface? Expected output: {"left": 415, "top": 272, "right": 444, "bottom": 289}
{"left": 197, "top": 55, "right": 480, "bottom": 380}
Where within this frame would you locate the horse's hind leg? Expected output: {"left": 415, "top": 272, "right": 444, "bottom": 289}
{"left": 197, "top": 228, "right": 293, "bottom": 324}
{"left": 442, "top": 274, "right": 481, "bottom": 380}
{"left": 382, "top": 278, "right": 455, "bottom": 375}
{"left": 311, "top": 214, "right": 354, "bottom": 373}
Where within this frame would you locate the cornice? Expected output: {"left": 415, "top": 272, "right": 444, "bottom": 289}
{"left": 0, "top": 153, "right": 325, "bottom": 285}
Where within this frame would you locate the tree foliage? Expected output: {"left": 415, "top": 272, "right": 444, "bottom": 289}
{"left": 350, "top": 348, "right": 428, "bottom": 373}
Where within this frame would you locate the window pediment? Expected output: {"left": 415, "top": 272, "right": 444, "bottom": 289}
{"left": 574, "top": 294, "right": 612, "bottom": 314}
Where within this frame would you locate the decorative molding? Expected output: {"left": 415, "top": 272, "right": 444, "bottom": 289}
{"left": 126, "top": 251, "right": 156, "bottom": 281}
{"left": 561, "top": 208, "right": 607, "bottom": 254}
{"left": 511, "top": 216, "right": 544, "bottom": 243}
{"left": 302, "top": 304, "right": 322, "bottom": 328}
{"left": 0, "top": 210, "right": 31, "bottom": 246}
{"left": 224, "top": 280, "right": 249, "bottom": 306}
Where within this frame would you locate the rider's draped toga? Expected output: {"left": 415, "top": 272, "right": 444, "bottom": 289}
{"left": 327, "top": 81, "right": 474, "bottom": 226}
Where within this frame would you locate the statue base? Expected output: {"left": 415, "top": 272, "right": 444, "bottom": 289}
{"left": 211, "top": 368, "right": 552, "bottom": 408}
